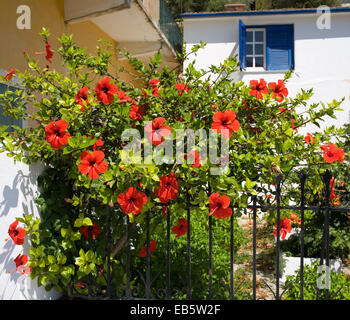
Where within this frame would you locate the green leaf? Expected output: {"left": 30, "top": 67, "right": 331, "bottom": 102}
{"left": 47, "top": 255, "right": 56, "bottom": 264}
{"left": 61, "top": 228, "right": 68, "bottom": 238}
{"left": 75, "top": 257, "right": 84, "bottom": 267}
{"left": 282, "top": 139, "right": 293, "bottom": 153}
{"left": 85, "top": 250, "right": 95, "bottom": 262}
{"left": 83, "top": 217, "right": 93, "bottom": 226}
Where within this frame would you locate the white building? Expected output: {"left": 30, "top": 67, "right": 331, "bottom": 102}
{"left": 181, "top": 7, "right": 350, "bottom": 133}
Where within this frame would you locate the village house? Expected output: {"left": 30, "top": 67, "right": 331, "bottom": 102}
{"left": 181, "top": 5, "right": 350, "bottom": 134}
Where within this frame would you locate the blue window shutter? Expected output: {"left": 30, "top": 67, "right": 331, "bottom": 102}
{"left": 0, "top": 83, "right": 24, "bottom": 130}
{"left": 239, "top": 20, "right": 246, "bottom": 70}
{"left": 266, "top": 25, "right": 294, "bottom": 71}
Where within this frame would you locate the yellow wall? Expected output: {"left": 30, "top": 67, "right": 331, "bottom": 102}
{"left": 0, "top": 0, "right": 126, "bottom": 129}
{"left": 142, "top": 0, "right": 160, "bottom": 25}
{"left": 0, "top": 0, "right": 118, "bottom": 75}
{"left": 67, "top": 20, "right": 118, "bottom": 75}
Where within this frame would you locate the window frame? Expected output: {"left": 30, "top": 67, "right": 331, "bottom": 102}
{"left": 245, "top": 28, "right": 266, "bottom": 71}
{"left": 239, "top": 22, "right": 295, "bottom": 72}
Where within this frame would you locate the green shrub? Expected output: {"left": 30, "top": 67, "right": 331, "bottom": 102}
{"left": 284, "top": 261, "right": 350, "bottom": 300}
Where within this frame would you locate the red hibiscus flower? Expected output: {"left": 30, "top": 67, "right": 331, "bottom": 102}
{"left": 139, "top": 240, "right": 157, "bottom": 258}
{"left": 45, "top": 120, "right": 71, "bottom": 150}
{"left": 117, "top": 187, "right": 148, "bottom": 215}
{"left": 320, "top": 143, "right": 345, "bottom": 163}
{"left": 289, "top": 213, "right": 302, "bottom": 227}
{"left": 145, "top": 117, "right": 171, "bottom": 146}
{"left": 45, "top": 42, "right": 53, "bottom": 63}
{"left": 154, "top": 172, "right": 179, "bottom": 204}
{"left": 93, "top": 138, "right": 104, "bottom": 151}
{"left": 211, "top": 110, "right": 240, "bottom": 138}
{"left": 279, "top": 107, "right": 290, "bottom": 114}
{"left": 8, "top": 220, "right": 26, "bottom": 245}
{"left": 289, "top": 213, "right": 298, "bottom": 222}
{"left": 75, "top": 87, "right": 91, "bottom": 111}
{"left": 143, "top": 79, "right": 160, "bottom": 97}
{"left": 185, "top": 150, "right": 201, "bottom": 168}
{"left": 268, "top": 80, "right": 288, "bottom": 102}
{"left": 4, "top": 68, "right": 15, "bottom": 81}
{"left": 149, "top": 79, "right": 159, "bottom": 87}
{"left": 209, "top": 193, "right": 232, "bottom": 219}
{"left": 172, "top": 218, "right": 188, "bottom": 238}
{"left": 152, "top": 86, "right": 160, "bottom": 97}
{"left": 249, "top": 79, "right": 269, "bottom": 99}
{"left": 74, "top": 282, "right": 86, "bottom": 289}
{"left": 329, "top": 177, "right": 337, "bottom": 202}
{"left": 94, "top": 77, "right": 118, "bottom": 104}
{"left": 175, "top": 83, "right": 189, "bottom": 95}
{"left": 78, "top": 150, "right": 108, "bottom": 180}
{"left": 304, "top": 133, "right": 315, "bottom": 144}
{"left": 14, "top": 254, "right": 28, "bottom": 269}
{"left": 117, "top": 90, "right": 132, "bottom": 103}
{"left": 8, "top": 254, "right": 31, "bottom": 275}
{"left": 291, "top": 119, "right": 298, "bottom": 132}
{"left": 79, "top": 221, "right": 100, "bottom": 240}
{"left": 129, "top": 101, "right": 145, "bottom": 121}
{"left": 274, "top": 217, "right": 292, "bottom": 240}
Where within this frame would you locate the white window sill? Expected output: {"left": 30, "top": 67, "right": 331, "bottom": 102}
{"left": 241, "top": 69, "right": 290, "bottom": 74}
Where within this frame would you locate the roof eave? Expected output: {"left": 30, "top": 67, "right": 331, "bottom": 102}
{"left": 180, "top": 7, "right": 350, "bottom": 19}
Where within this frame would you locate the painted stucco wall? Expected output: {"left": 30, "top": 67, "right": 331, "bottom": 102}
{"left": 0, "top": 0, "right": 119, "bottom": 300}
{"left": 141, "top": 0, "right": 160, "bottom": 25}
{"left": 183, "top": 13, "right": 350, "bottom": 135}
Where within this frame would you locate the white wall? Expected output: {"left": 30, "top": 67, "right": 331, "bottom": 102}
{"left": 0, "top": 156, "right": 61, "bottom": 300}
{"left": 183, "top": 13, "right": 350, "bottom": 134}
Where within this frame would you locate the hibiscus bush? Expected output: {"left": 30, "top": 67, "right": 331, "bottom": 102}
{"left": 280, "top": 123, "right": 350, "bottom": 260}
{"left": 0, "top": 28, "right": 348, "bottom": 298}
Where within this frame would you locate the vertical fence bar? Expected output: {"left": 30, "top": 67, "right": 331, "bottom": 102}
{"left": 186, "top": 192, "right": 191, "bottom": 300}
{"left": 299, "top": 171, "right": 307, "bottom": 300}
{"left": 125, "top": 215, "right": 131, "bottom": 298}
{"left": 275, "top": 175, "right": 283, "bottom": 300}
{"left": 323, "top": 170, "right": 332, "bottom": 300}
{"left": 87, "top": 205, "right": 93, "bottom": 298}
{"left": 230, "top": 210, "right": 234, "bottom": 300}
{"left": 166, "top": 206, "right": 171, "bottom": 300}
{"left": 208, "top": 184, "right": 212, "bottom": 299}
{"left": 146, "top": 210, "right": 151, "bottom": 299}
{"left": 208, "top": 214, "right": 213, "bottom": 299}
{"left": 106, "top": 205, "right": 111, "bottom": 298}
{"left": 252, "top": 196, "right": 257, "bottom": 300}
{"left": 316, "top": 210, "right": 325, "bottom": 300}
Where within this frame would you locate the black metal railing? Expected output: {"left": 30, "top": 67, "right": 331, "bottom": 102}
{"left": 159, "top": 0, "right": 183, "bottom": 53}
{"left": 68, "top": 169, "right": 350, "bottom": 300}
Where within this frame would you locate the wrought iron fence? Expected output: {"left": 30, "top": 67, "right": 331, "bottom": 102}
{"left": 159, "top": 0, "right": 183, "bottom": 53}
{"left": 68, "top": 169, "right": 350, "bottom": 300}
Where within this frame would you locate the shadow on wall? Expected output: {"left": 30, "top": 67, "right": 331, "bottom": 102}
{"left": 0, "top": 161, "right": 61, "bottom": 299}
{"left": 0, "top": 236, "right": 61, "bottom": 300}
{"left": 0, "top": 174, "right": 19, "bottom": 217}
{"left": 0, "top": 162, "right": 43, "bottom": 217}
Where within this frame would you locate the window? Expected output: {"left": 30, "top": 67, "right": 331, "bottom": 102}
{"left": 246, "top": 29, "right": 266, "bottom": 69}
{"left": 239, "top": 20, "right": 294, "bottom": 71}
{"left": 0, "top": 82, "right": 24, "bottom": 130}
